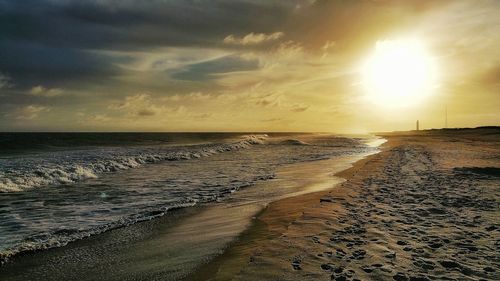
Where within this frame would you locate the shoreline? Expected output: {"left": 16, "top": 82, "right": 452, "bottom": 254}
{"left": 3, "top": 128, "right": 495, "bottom": 280}
{"left": 185, "top": 139, "right": 386, "bottom": 281}
{"left": 0, "top": 142, "right": 379, "bottom": 281}
{"left": 210, "top": 128, "right": 499, "bottom": 280}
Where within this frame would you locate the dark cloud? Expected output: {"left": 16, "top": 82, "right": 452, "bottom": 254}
{"left": 0, "top": 72, "right": 12, "bottom": 89}
{"left": 0, "top": 0, "right": 297, "bottom": 50}
{"left": 0, "top": 40, "right": 125, "bottom": 88}
{"left": 0, "top": 0, "right": 302, "bottom": 90}
{"left": 171, "top": 55, "right": 260, "bottom": 81}
{"left": 0, "top": 0, "right": 444, "bottom": 90}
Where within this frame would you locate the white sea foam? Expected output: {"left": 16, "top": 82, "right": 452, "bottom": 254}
{"left": 0, "top": 135, "right": 267, "bottom": 193}
{"left": 0, "top": 201, "right": 198, "bottom": 265}
{"left": 0, "top": 133, "right": 377, "bottom": 265}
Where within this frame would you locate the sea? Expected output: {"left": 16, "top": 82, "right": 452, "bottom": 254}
{"left": 0, "top": 132, "right": 382, "bottom": 267}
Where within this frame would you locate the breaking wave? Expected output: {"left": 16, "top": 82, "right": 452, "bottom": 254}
{"left": 278, "top": 139, "right": 310, "bottom": 146}
{"left": 0, "top": 133, "right": 381, "bottom": 266}
{"left": 0, "top": 200, "right": 199, "bottom": 265}
{"left": 0, "top": 135, "right": 267, "bottom": 192}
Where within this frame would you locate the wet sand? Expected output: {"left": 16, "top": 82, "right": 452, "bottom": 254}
{"left": 199, "top": 128, "right": 499, "bottom": 281}
{"left": 185, "top": 148, "right": 378, "bottom": 281}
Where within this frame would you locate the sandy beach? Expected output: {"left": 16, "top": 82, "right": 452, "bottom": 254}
{"left": 0, "top": 129, "right": 498, "bottom": 281}
{"left": 194, "top": 128, "right": 499, "bottom": 281}
{"left": 2, "top": 1, "right": 499, "bottom": 280}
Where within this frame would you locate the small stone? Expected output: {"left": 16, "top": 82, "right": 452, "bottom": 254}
{"left": 428, "top": 242, "right": 443, "bottom": 249}
{"left": 362, "top": 266, "right": 373, "bottom": 273}
{"left": 409, "top": 277, "right": 430, "bottom": 281}
{"left": 485, "top": 225, "right": 497, "bottom": 231}
{"left": 385, "top": 252, "right": 396, "bottom": 259}
{"left": 381, "top": 267, "right": 392, "bottom": 273}
{"left": 393, "top": 272, "right": 409, "bottom": 281}
{"left": 484, "top": 266, "right": 495, "bottom": 272}
{"left": 321, "top": 264, "right": 333, "bottom": 271}
{"left": 439, "top": 260, "right": 462, "bottom": 269}
{"left": 291, "top": 260, "right": 301, "bottom": 270}
{"left": 334, "top": 266, "right": 344, "bottom": 273}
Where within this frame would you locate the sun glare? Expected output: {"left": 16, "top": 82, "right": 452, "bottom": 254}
{"left": 361, "top": 39, "right": 437, "bottom": 107}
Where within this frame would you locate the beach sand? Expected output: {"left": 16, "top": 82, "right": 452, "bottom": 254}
{"left": 1, "top": 129, "right": 498, "bottom": 281}
{"left": 194, "top": 128, "right": 499, "bottom": 281}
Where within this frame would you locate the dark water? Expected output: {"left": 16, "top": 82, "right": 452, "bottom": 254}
{"left": 0, "top": 132, "right": 251, "bottom": 153}
{"left": 0, "top": 133, "right": 377, "bottom": 263}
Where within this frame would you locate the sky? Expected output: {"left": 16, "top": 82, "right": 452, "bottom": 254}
{"left": 0, "top": 0, "right": 499, "bottom": 132}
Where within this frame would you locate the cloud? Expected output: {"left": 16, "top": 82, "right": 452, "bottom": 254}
{"left": 161, "top": 92, "right": 212, "bottom": 102}
{"left": 223, "top": 32, "right": 284, "bottom": 45}
{"left": 110, "top": 93, "right": 161, "bottom": 117}
{"left": 321, "top": 40, "right": 337, "bottom": 58}
{"left": 137, "top": 109, "right": 156, "bottom": 116}
{"left": 256, "top": 97, "right": 280, "bottom": 107}
{"left": 261, "top": 118, "right": 282, "bottom": 122}
{"left": 0, "top": 0, "right": 305, "bottom": 91}
{"left": 290, "top": 103, "right": 309, "bottom": 112}
{"left": 274, "top": 41, "right": 304, "bottom": 59}
{"left": 13, "top": 105, "right": 49, "bottom": 120}
{"left": 254, "top": 92, "right": 283, "bottom": 108}
{"left": 0, "top": 72, "right": 12, "bottom": 89}
{"left": 482, "top": 64, "right": 500, "bottom": 86}
{"left": 29, "top": 85, "right": 63, "bottom": 97}
{"left": 171, "top": 55, "right": 260, "bottom": 81}
{"left": 0, "top": 40, "right": 125, "bottom": 88}
{"left": 192, "top": 113, "right": 213, "bottom": 119}
{"left": 77, "top": 113, "right": 111, "bottom": 124}
{"left": 107, "top": 93, "right": 219, "bottom": 125}
{"left": 252, "top": 90, "right": 309, "bottom": 113}
{"left": 0, "top": 0, "right": 498, "bottom": 132}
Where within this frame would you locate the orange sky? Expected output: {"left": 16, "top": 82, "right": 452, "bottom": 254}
{"left": 0, "top": 0, "right": 499, "bottom": 132}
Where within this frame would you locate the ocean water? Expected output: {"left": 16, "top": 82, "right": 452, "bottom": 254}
{"left": 0, "top": 133, "right": 378, "bottom": 263}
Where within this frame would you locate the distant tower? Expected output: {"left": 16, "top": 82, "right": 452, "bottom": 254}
{"left": 416, "top": 120, "right": 420, "bottom": 131}
{"left": 445, "top": 106, "right": 448, "bottom": 128}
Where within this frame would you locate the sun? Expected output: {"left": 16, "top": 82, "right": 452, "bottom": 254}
{"left": 361, "top": 39, "right": 437, "bottom": 107}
